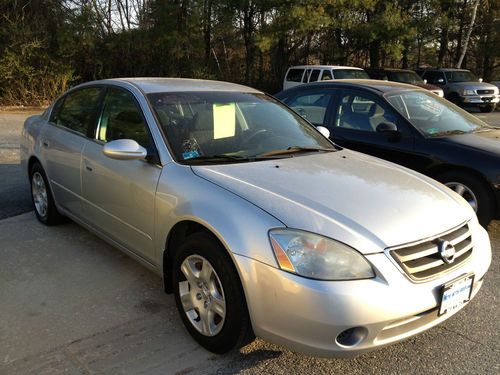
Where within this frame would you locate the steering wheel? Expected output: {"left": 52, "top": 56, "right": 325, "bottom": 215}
{"left": 239, "top": 129, "right": 269, "bottom": 148}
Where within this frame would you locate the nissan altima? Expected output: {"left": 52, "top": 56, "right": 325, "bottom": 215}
{"left": 21, "top": 78, "right": 491, "bottom": 357}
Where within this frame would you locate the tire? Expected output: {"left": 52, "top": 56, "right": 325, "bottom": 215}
{"left": 30, "top": 162, "right": 65, "bottom": 225}
{"left": 479, "top": 104, "right": 495, "bottom": 113}
{"left": 173, "top": 232, "right": 254, "bottom": 354}
{"left": 436, "top": 171, "right": 495, "bottom": 228}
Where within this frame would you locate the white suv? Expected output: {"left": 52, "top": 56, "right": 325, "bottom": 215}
{"left": 283, "top": 65, "right": 369, "bottom": 90}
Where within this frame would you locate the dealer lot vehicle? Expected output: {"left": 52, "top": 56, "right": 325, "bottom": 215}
{"left": 416, "top": 68, "right": 499, "bottom": 113}
{"left": 366, "top": 68, "right": 444, "bottom": 97}
{"left": 276, "top": 80, "right": 500, "bottom": 228}
{"left": 283, "top": 65, "right": 369, "bottom": 90}
{"left": 22, "top": 78, "right": 491, "bottom": 357}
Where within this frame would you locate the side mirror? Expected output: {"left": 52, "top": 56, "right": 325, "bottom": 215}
{"left": 376, "top": 122, "right": 398, "bottom": 134}
{"left": 316, "top": 126, "right": 330, "bottom": 138}
{"left": 103, "top": 139, "right": 147, "bottom": 160}
{"left": 479, "top": 78, "right": 483, "bottom": 83}
{"left": 423, "top": 79, "right": 427, "bottom": 84}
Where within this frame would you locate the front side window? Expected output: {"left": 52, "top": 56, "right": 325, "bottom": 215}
{"left": 286, "top": 92, "right": 332, "bottom": 125}
{"left": 336, "top": 92, "right": 396, "bottom": 132}
{"left": 52, "top": 87, "right": 102, "bottom": 135}
{"left": 98, "top": 88, "right": 151, "bottom": 149}
{"left": 321, "top": 70, "right": 333, "bottom": 80}
{"left": 286, "top": 69, "right": 305, "bottom": 82}
{"left": 386, "top": 90, "right": 486, "bottom": 137}
{"left": 148, "top": 92, "right": 334, "bottom": 162}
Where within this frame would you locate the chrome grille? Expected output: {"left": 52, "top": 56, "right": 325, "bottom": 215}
{"left": 477, "top": 89, "right": 494, "bottom": 95}
{"left": 389, "top": 224, "right": 473, "bottom": 281}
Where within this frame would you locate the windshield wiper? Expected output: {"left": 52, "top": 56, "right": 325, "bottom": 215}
{"left": 430, "top": 129, "right": 469, "bottom": 137}
{"left": 255, "top": 146, "right": 336, "bottom": 157}
{"left": 187, "top": 154, "right": 254, "bottom": 163}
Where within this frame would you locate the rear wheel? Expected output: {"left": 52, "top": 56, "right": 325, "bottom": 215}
{"left": 437, "top": 171, "right": 494, "bottom": 228}
{"left": 173, "top": 232, "right": 254, "bottom": 354}
{"left": 30, "top": 162, "right": 65, "bottom": 225}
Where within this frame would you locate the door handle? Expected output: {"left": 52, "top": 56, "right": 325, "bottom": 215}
{"left": 84, "top": 159, "right": 93, "bottom": 172}
{"left": 42, "top": 140, "right": 49, "bottom": 148}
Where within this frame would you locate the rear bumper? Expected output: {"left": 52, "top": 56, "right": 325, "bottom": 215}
{"left": 235, "top": 220, "right": 491, "bottom": 358}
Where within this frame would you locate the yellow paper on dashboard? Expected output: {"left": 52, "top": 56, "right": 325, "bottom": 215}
{"left": 213, "top": 103, "right": 236, "bottom": 139}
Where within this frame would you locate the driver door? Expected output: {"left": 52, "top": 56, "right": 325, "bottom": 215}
{"left": 329, "top": 90, "right": 421, "bottom": 170}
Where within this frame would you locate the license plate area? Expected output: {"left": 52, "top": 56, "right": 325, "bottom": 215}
{"left": 439, "top": 274, "right": 474, "bottom": 316}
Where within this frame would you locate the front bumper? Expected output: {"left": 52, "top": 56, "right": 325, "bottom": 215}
{"left": 460, "top": 94, "right": 499, "bottom": 105}
{"left": 235, "top": 221, "right": 491, "bottom": 357}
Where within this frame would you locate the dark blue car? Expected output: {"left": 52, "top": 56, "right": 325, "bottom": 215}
{"left": 275, "top": 80, "right": 500, "bottom": 227}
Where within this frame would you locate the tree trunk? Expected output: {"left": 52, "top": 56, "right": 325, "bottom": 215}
{"left": 457, "top": 0, "right": 480, "bottom": 68}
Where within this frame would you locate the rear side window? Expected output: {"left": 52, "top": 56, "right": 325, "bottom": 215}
{"left": 309, "top": 69, "right": 321, "bottom": 82}
{"left": 286, "top": 69, "right": 305, "bottom": 82}
{"left": 51, "top": 87, "right": 102, "bottom": 135}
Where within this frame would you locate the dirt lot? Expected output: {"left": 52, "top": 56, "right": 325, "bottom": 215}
{"left": 0, "top": 110, "right": 499, "bottom": 375}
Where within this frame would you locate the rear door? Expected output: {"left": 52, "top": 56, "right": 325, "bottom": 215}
{"left": 41, "top": 86, "right": 103, "bottom": 214}
{"left": 81, "top": 86, "right": 161, "bottom": 262}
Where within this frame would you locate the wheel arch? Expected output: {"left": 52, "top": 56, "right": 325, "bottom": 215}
{"left": 28, "top": 155, "right": 42, "bottom": 174}
{"left": 426, "top": 164, "right": 497, "bottom": 212}
{"left": 162, "top": 220, "right": 241, "bottom": 294}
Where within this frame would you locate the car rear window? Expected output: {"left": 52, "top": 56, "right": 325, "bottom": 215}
{"left": 286, "top": 69, "right": 305, "bottom": 82}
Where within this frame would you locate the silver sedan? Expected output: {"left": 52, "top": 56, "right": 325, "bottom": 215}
{"left": 21, "top": 78, "right": 491, "bottom": 357}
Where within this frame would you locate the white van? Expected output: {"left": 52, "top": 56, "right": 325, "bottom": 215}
{"left": 283, "top": 65, "right": 369, "bottom": 90}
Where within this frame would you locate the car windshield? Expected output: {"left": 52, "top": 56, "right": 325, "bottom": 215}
{"left": 388, "top": 71, "right": 423, "bottom": 85}
{"left": 148, "top": 92, "right": 335, "bottom": 163}
{"left": 386, "top": 90, "right": 488, "bottom": 137}
{"left": 445, "top": 71, "right": 478, "bottom": 82}
{"left": 333, "top": 69, "right": 370, "bottom": 79}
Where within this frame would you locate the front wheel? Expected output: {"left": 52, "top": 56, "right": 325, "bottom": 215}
{"left": 173, "top": 232, "right": 254, "bottom": 354}
{"left": 437, "top": 171, "right": 494, "bottom": 228}
{"left": 479, "top": 104, "right": 495, "bottom": 113}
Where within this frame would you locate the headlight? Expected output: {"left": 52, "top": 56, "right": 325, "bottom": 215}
{"left": 269, "top": 229, "right": 375, "bottom": 280}
{"left": 462, "top": 89, "right": 476, "bottom": 96}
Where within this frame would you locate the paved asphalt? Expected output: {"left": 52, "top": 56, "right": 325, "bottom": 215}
{"left": 0, "top": 110, "right": 499, "bottom": 374}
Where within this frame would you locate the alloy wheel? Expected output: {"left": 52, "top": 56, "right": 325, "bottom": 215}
{"left": 445, "top": 182, "right": 478, "bottom": 212}
{"left": 32, "top": 172, "right": 48, "bottom": 218}
{"left": 178, "top": 254, "right": 226, "bottom": 337}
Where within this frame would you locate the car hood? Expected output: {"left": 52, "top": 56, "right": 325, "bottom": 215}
{"left": 448, "top": 81, "right": 498, "bottom": 91}
{"left": 192, "top": 150, "right": 471, "bottom": 253}
{"left": 439, "top": 129, "right": 500, "bottom": 156}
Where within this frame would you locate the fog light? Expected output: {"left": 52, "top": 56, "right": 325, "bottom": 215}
{"left": 336, "top": 327, "right": 368, "bottom": 347}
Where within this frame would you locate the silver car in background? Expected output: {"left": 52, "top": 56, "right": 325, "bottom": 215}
{"left": 21, "top": 78, "right": 491, "bottom": 357}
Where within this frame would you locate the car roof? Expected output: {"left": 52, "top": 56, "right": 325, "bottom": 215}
{"left": 276, "top": 79, "right": 422, "bottom": 96}
{"left": 81, "top": 77, "right": 262, "bottom": 94}
{"left": 366, "top": 68, "right": 416, "bottom": 73}
{"left": 419, "top": 68, "right": 470, "bottom": 72}
{"left": 288, "top": 65, "right": 365, "bottom": 71}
